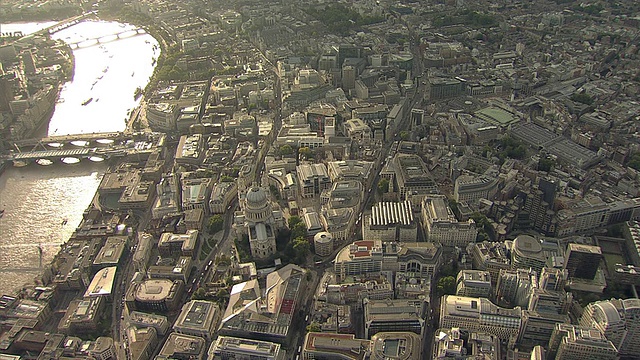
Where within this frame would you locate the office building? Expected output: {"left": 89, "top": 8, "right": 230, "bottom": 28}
{"left": 547, "top": 324, "right": 617, "bottom": 360}
{"left": 370, "top": 332, "right": 422, "bottom": 360}
{"left": 433, "top": 327, "right": 500, "bottom": 360}
{"left": 334, "top": 240, "right": 441, "bottom": 281}
{"left": 219, "top": 264, "right": 305, "bottom": 344}
{"left": 157, "top": 333, "right": 206, "bottom": 360}
{"left": 364, "top": 299, "right": 427, "bottom": 339}
{"left": 302, "top": 332, "right": 371, "bottom": 360}
{"left": 208, "top": 336, "right": 284, "bottom": 360}
{"left": 510, "top": 235, "right": 562, "bottom": 274}
{"left": 297, "top": 163, "right": 332, "bottom": 198}
{"left": 314, "top": 232, "right": 334, "bottom": 257}
{"left": 453, "top": 175, "right": 499, "bottom": 206}
{"left": 580, "top": 298, "right": 640, "bottom": 357}
{"left": 439, "top": 295, "right": 521, "bottom": 340}
{"left": 158, "top": 230, "right": 198, "bottom": 258}
{"left": 127, "top": 326, "right": 158, "bottom": 360}
{"left": 495, "top": 268, "right": 537, "bottom": 308}
{"left": 455, "top": 270, "right": 491, "bottom": 298}
{"left": 173, "top": 300, "right": 221, "bottom": 341}
{"left": 422, "top": 195, "right": 477, "bottom": 247}
{"left": 390, "top": 154, "right": 438, "bottom": 201}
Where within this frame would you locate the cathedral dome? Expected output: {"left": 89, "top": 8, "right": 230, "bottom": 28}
{"left": 246, "top": 186, "right": 268, "bottom": 209}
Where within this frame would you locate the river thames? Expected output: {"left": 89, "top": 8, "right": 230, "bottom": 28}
{"left": 0, "top": 20, "right": 159, "bottom": 294}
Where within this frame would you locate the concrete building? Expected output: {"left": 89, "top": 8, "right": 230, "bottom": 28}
{"left": 173, "top": 300, "right": 221, "bottom": 341}
{"left": 510, "top": 235, "right": 562, "bottom": 274}
{"left": 128, "top": 279, "right": 184, "bottom": 312}
{"left": 364, "top": 299, "right": 427, "bottom": 339}
{"left": 327, "top": 160, "right": 374, "bottom": 183}
{"left": 297, "top": 163, "right": 332, "bottom": 198}
{"left": 175, "top": 134, "right": 205, "bottom": 166}
{"left": 363, "top": 201, "right": 416, "bottom": 242}
{"left": 133, "top": 232, "right": 153, "bottom": 272}
{"left": 547, "top": 324, "right": 618, "bottom": 360}
{"left": 495, "top": 268, "right": 537, "bottom": 308}
{"left": 467, "top": 241, "right": 511, "bottom": 283}
{"left": 343, "top": 118, "right": 372, "bottom": 142}
{"left": 314, "top": 232, "right": 334, "bottom": 257}
{"left": 439, "top": 295, "right": 521, "bottom": 340}
{"left": 422, "top": 195, "right": 477, "bottom": 247}
{"left": 92, "top": 236, "right": 128, "bottom": 271}
{"left": 157, "top": 333, "right": 206, "bottom": 360}
{"left": 58, "top": 297, "right": 104, "bottom": 335}
{"left": 208, "top": 336, "right": 284, "bottom": 360}
{"left": 433, "top": 327, "right": 500, "bottom": 360}
{"left": 147, "top": 256, "right": 193, "bottom": 283}
{"left": 455, "top": 270, "right": 491, "bottom": 298}
{"left": 152, "top": 173, "right": 180, "bottom": 219}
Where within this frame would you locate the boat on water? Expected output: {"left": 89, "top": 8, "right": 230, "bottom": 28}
{"left": 82, "top": 98, "right": 93, "bottom": 106}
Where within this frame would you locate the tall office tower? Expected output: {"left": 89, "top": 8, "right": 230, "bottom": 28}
{"left": 564, "top": 243, "right": 602, "bottom": 280}
{"left": 342, "top": 65, "right": 356, "bottom": 91}
{"left": 410, "top": 108, "right": 424, "bottom": 131}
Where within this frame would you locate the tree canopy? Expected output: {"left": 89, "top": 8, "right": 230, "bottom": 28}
{"left": 437, "top": 276, "right": 457, "bottom": 296}
{"left": 208, "top": 214, "right": 224, "bottom": 233}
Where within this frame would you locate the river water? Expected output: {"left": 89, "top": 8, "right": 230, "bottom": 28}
{"left": 0, "top": 20, "right": 158, "bottom": 294}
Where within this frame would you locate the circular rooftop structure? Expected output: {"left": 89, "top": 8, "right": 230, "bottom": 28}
{"left": 246, "top": 186, "right": 268, "bottom": 209}
{"left": 512, "top": 234, "right": 542, "bottom": 255}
